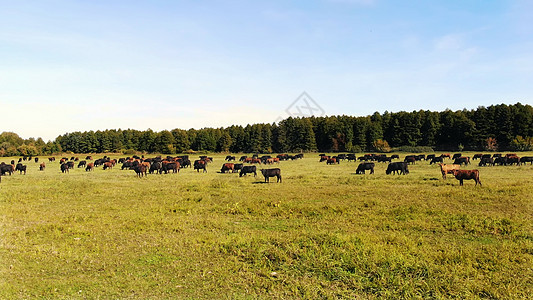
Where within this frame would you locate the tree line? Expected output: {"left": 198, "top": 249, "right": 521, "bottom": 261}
{"left": 2, "top": 103, "right": 533, "bottom": 157}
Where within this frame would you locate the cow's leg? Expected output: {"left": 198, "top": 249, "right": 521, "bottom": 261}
{"left": 459, "top": 179, "right": 463, "bottom": 186}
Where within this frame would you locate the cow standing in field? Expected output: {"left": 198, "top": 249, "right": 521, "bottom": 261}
{"left": 240, "top": 165, "right": 257, "bottom": 177}
{"left": 220, "top": 163, "right": 234, "bottom": 173}
{"left": 134, "top": 164, "right": 147, "bottom": 177}
{"left": 438, "top": 163, "right": 460, "bottom": 179}
{"left": 356, "top": 162, "right": 374, "bottom": 174}
{"left": 0, "top": 163, "right": 15, "bottom": 176}
{"left": 479, "top": 157, "right": 494, "bottom": 167}
{"left": 15, "top": 163, "right": 27, "bottom": 175}
{"left": 60, "top": 163, "right": 69, "bottom": 173}
{"left": 261, "top": 168, "right": 282, "bottom": 183}
{"left": 519, "top": 156, "right": 533, "bottom": 165}
{"left": 450, "top": 169, "right": 481, "bottom": 186}
{"left": 86, "top": 163, "right": 94, "bottom": 172}
{"left": 39, "top": 163, "right": 46, "bottom": 171}
{"left": 194, "top": 160, "right": 207, "bottom": 173}
{"left": 386, "top": 162, "right": 409, "bottom": 175}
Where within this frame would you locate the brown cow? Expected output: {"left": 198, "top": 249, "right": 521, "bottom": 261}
{"left": 39, "top": 163, "right": 46, "bottom": 171}
{"left": 221, "top": 163, "right": 234, "bottom": 173}
{"left": 438, "top": 163, "right": 460, "bottom": 179}
{"left": 103, "top": 162, "right": 113, "bottom": 170}
{"left": 450, "top": 169, "right": 481, "bottom": 186}
{"left": 85, "top": 163, "right": 94, "bottom": 172}
{"left": 326, "top": 157, "right": 338, "bottom": 165}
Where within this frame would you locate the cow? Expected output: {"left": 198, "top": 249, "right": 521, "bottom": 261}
{"left": 494, "top": 157, "right": 508, "bottom": 166}
{"left": 239, "top": 156, "right": 247, "bottom": 161}
{"left": 86, "top": 163, "right": 94, "bottom": 172}
{"left": 15, "top": 163, "right": 27, "bottom": 175}
{"left": 239, "top": 165, "right": 257, "bottom": 177}
{"left": 103, "top": 162, "right": 113, "bottom": 170}
{"left": 48, "top": 157, "right": 55, "bottom": 162}
{"left": 220, "top": 163, "right": 234, "bottom": 173}
{"left": 450, "top": 169, "right": 481, "bottom": 186}
{"left": 39, "top": 163, "right": 46, "bottom": 171}
{"left": 320, "top": 155, "right": 330, "bottom": 162}
{"left": 149, "top": 162, "right": 162, "bottom": 174}
{"left": 390, "top": 154, "right": 400, "bottom": 160}
{"left": 86, "top": 155, "right": 93, "bottom": 160}
{"left": 440, "top": 153, "right": 451, "bottom": 159}
{"left": 519, "top": 156, "right": 533, "bottom": 165}
{"left": 426, "top": 154, "right": 436, "bottom": 161}
{"left": 181, "top": 159, "right": 191, "bottom": 168}
{"left": 162, "top": 162, "right": 180, "bottom": 174}
{"left": 386, "top": 162, "right": 409, "bottom": 175}
{"left": 356, "top": 162, "right": 374, "bottom": 174}
{"left": 452, "top": 153, "right": 462, "bottom": 160}
{"left": 506, "top": 156, "right": 520, "bottom": 166}
{"left": 194, "top": 160, "right": 207, "bottom": 173}
{"left": 429, "top": 157, "right": 443, "bottom": 165}
{"left": 66, "top": 161, "right": 75, "bottom": 169}
{"left": 472, "top": 154, "right": 483, "bottom": 160}
{"left": 78, "top": 160, "right": 87, "bottom": 168}
{"left": 492, "top": 153, "right": 502, "bottom": 158}
{"left": 478, "top": 157, "right": 494, "bottom": 167}
{"left": 453, "top": 157, "right": 469, "bottom": 166}
{"left": 438, "top": 163, "right": 460, "bottom": 179}
{"left": 233, "top": 163, "right": 243, "bottom": 173}
{"left": 0, "top": 163, "right": 15, "bottom": 176}
{"left": 60, "top": 163, "right": 69, "bottom": 173}
{"left": 261, "top": 168, "right": 282, "bottom": 183}
{"left": 250, "top": 158, "right": 262, "bottom": 164}
{"left": 346, "top": 154, "right": 357, "bottom": 162}
{"left": 225, "top": 155, "right": 236, "bottom": 161}
{"left": 121, "top": 161, "right": 134, "bottom": 170}
{"left": 34, "top": 157, "right": 39, "bottom": 163}
{"left": 326, "top": 157, "right": 338, "bottom": 165}
{"left": 404, "top": 156, "right": 416, "bottom": 165}
{"left": 133, "top": 164, "right": 147, "bottom": 177}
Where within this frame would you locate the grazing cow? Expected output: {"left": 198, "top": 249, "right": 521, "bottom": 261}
{"left": 233, "top": 163, "right": 243, "bottom": 173}
{"left": 66, "top": 161, "right": 75, "bottom": 169}
{"left": 390, "top": 154, "right": 400, "bottom": 160}
{"left": 438, "top": 163, "right": 460, "bottom": 179}
{"left": 121, "top": 161, "right": 134, "bottom": 170}
{"left": 48, "top": 157, "right": 56, "bottom": 162}
{"left": 356, "top": 162, "right": 374, "bottom": 174}
{"left": 347, "top": 154, "right": 357, "bottom": 162}
{"left": 426, "top": 154, "right": 436, "bottom": 161}
{"left": 479, "top": 157, "right": 494, "bottom": 167}
{"left": 494, "top": 157, "right": 508, "bottom": 166}
{"left": 103, "top": 162, "right": 114, "bottom": 170}
{"left": 386, "top": 162, "right": 409, "bottom": 175}
{"left": 133, "top": 165, "right": 147, "bottom": 177}
{"left": 239, "top": 156, "right": 247, "bottom": 161}
{"left": 78, "top": 160, "right": 87, "bottom": 168}
{"left": 404, "top": 156, "right": 416, "bottom": 165}
{"left": 326, "top": 157, "right": 338, "bottom": 165}
{"left": 220, "top": 163, "right": 234, "bottom": 173}
{"left": 473, "top": 154, "right": 483, "bottom": 160}
{"left": 0, "top": 163, "right": 15, "bottom": 176}
{"left": 194, "top": 160, "right": 207, "bottom": 173}
{"left": 320, "top": 155, "right": 330, "bottom": 162}
{"left": 452, "top": 153, "right": 462, "bottom": 160}
{"left": 429, "top": 157, "right": 443, "bottom": 165}
{"left": 492, "top": 153, "right": 502, "bottom": 158}
{"left": 225, "top": 155, "right": 236, "bottom": 161}
{"left": 15, "top": 163, "right": 27, "bottom": 175}
{"left": 60, "top": 163, "right": 69, "bottom": 173}
{"left": 86, "top": 156, "right": 93, "bottom": 160}
{"left": 261, "top": 168, "right": 282, "bottom": 183}
{"left": 450, "top": 169, "right": 481, "bottom": 186}
{"left": 251, "top": 158, "right": 262, "bottom": 164}
{"left": 453, "top": 157, "right": 470, "bottom": 166}
{"left": 181, "top": 159, "right": 191, "bottom": 168}
{"left": 506, "top": 156, "right": 520, "bottom": 166}
{"left": 240, "top": 165, "right": 257, "bottom": 177}
{"left": 519, "top": 156, "right": 533, "bottom": 165}
{"left": 440, "top": 153, "right": 451, "bottom": 159}
{"left": 39, "top": 163, "right": 46, "bottom": 171}
{"left": 86, "top": 163, "right": 94, "bottom": 172}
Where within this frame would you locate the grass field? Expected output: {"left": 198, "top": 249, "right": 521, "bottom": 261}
{"left": 1, "top": 152, "right": 532, "bottom": 299}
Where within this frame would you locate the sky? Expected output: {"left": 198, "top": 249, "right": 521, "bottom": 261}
{"left": 1, "top": 0, "right": 532, "bottom": 141}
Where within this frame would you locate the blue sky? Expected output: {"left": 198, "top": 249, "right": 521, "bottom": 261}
{"left": 1, "top": 0, "right": 532, "bottom": 141}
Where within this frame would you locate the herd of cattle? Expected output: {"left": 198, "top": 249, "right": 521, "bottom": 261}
{"left": 1, "top": 152, "right": 532, "bottom": 185}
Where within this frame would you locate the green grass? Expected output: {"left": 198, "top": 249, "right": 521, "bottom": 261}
{"left": 1, "top": 153, "right": 532, "bottom": 299}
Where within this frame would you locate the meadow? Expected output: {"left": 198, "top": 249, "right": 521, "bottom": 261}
{"left": 1, "top": 152, "right": 532, "bottom": 299}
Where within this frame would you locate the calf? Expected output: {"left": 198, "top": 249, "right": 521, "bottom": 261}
{"left": 451, "top": 169, "right": 481, "bottom": 186}
{"left": 39, "top": 163, "right": 46, "bottom": 171}
{"left": 438, "top": 163, "right": 460, "bottom": 179}
{"left": 261, "top": 168, "right": 282, "bottom": 183}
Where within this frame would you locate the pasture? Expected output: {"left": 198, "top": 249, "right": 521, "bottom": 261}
{"left": 1, "top": 152, "right": 532, "bottom": 299}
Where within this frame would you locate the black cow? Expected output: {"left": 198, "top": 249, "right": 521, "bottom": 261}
{"left": 239, "top": 156, "right": 248, "bottom": 161}
{"left": 66, "top": 161, "right": 75, "bottom": 169}
{"left": 181, "top": 159, "right": 191, "bottom": 168}
{"left": 121, "top": 161, "right": 134, "bottom": 170}
{"left": 78, "top": 160, "right": 87, "bottom": 168}
{"left": 60, "top": 163, "right": 69, "bottom": 173}
{"left": 356, "top": 162, "right": 374, "bottom": 174}
{"left": 34, "top": 157, "right": 39, "bottom": 163}
{"left": 233, "top": 163, "right": 243, "bottom": 173}
{"left": 15, "top": 163, "right": 27, "bottom": 175}
{"left": 452, "top": 153, "right": 462, "bottom": 160}
{"left": 386, "top": 162, "right": 409, "bottom": 175}
{"left": 149, "top": 162, "right": 162, "bottom": 174}
{"left": 453, "top": 157, "right": 469, "bottom": 166}
{"left": 194, "top": 160, "right": 207, "bottom": 173}
{"left": 478, "top": 157, "right": 494, "bottom": 167}
{"left": 261, "top": 168, "right": 282, "bottom": 183}
{"left": 429, "top": 157, "right": 443, "bottom": 165}
{"left": 494, "top": 157, "right": 508, "bottom": 166}
{"left": 507, "top": 156, "right": 520, "bottom": 166}
{"left": 520, "top": 156, "right": 533, "bottom": 165}
{"left": 404, "top": 156, "right": 416, "bottom": 165}
{"left": 426, "top": 154, "right": 436, "bottom": 160}
{"left": 240, "top": 165, "right": 257, "bottom": 177}
{"left": 0, "top": 163, "right": 15, "bottom": 176}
